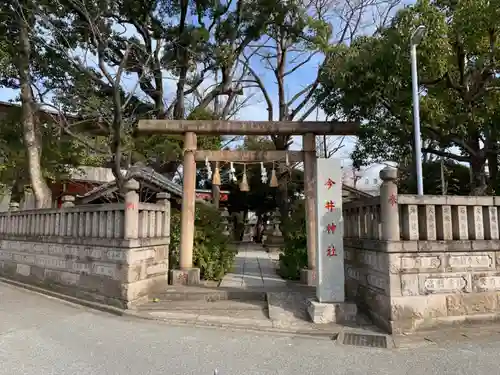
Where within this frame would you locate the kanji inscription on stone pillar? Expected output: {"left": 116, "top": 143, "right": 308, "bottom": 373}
{"left": 315, "top": 158, "right": 345, "bottom": 303}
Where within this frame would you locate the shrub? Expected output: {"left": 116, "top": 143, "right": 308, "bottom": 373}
{"left": 169, "top": 203, "right": 236, "bottom": 281}
{"left": 278, "top": 199, "right": 307, "bottom": 280}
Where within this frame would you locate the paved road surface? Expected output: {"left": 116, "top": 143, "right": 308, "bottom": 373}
{"left": 1, "top": 283, "right": 499, "bottom": 375}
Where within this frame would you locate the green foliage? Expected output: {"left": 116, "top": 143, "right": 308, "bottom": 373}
{"left": 1, "top": 0, "right": 305, "bottom": 190}
{"left": 0, "top": 105, "right": 104, "bottom": 194}
{"left": 134, "top": 108, "right": 221, "bottom": 178}
{"left": 318, "top": 0, "right": 500, "bottom": 192}
{"left": 399, "top": 160, "right": 472, "bottom": 195}
{"left": 0, "top": 0, "right": 334, "bottom": 196}
{"left": 278, "top": 199, "right": 307, "bottom": 280}
{"left": 169, "top": 203, "right": 235, "bottom": 281}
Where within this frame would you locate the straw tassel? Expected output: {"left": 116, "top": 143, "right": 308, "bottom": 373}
{"left": 269, "top": 166, "right": 278, "bottom": 187}
{"left": 212, "top": 162, "right": 221, "bottom": 185}
{"left": 240, "top": 164, "right": 250, "bottom": 192}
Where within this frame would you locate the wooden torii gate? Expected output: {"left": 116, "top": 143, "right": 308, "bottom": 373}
{"left": 137, "top": 119, "right": 359, "bottom": 285}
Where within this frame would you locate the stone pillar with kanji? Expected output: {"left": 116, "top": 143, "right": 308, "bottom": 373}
{"left": 315, "top": 158, "right": 344, "bottom": 303}
{"left": 306, "top": 158, "right": 357, "bottom": 324}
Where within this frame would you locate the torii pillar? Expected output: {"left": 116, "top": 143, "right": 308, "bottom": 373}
{"left": 176, "top": 131, "right": 201, "bottom": 285}
{"left": 301, "top": 133, "right": 317, "bottom": 285}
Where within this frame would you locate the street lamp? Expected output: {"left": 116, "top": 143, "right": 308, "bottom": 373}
{"left": 410, "top": 25, "right": 426, "bottom": 196}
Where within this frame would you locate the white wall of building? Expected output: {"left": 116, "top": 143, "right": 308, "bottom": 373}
{"left": 341, "top": 161, "right": 397, "bottom": 196}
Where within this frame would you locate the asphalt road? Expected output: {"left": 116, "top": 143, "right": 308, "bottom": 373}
{"left": 1, "top": 283, "right": 499, "bottom": 375}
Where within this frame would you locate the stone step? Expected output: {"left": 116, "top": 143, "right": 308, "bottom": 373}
{"left": 142, "top": 283, "right": 315, "bottom": 305}
{"left": 137, "top": 299, "right": 269, "bottom": 315}
{"left": 146, "top": 285, "right": 268, "bottom": 303}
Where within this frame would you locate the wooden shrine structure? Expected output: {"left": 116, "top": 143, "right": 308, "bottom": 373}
{"left": 137, "top": 120, "right": 359, "bottom": 285}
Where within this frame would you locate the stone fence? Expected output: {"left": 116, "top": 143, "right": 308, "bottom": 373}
{"left": 0, "top": 180, "right": 171, "bottom": 309}
{"left": 343, "top": 168, "right": 500, "bottom": 333}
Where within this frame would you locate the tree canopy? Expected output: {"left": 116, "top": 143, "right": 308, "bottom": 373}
{"left": 0, "top": 0, "right": 409, "bottom": 208}
{"left": 317, "top": 0, "right": 500, "bottom": 194}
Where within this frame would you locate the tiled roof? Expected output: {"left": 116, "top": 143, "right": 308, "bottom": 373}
{"left": 78, "top": 165, "right": 184, "bottom": 204}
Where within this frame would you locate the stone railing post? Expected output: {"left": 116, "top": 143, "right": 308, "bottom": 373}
{"left": 124, "top": 179, "right": 140, "bottom": 239}
{"left": 61, "top": 195, "right": 75, "bottom": 207}
{"left": 7, "top": 202, "right": 19, "bottom": 236}
{"left": 156, "top": 192, "right": 171, "bottom": 237}
{"left": 379, "top": 167, "right": 400, "bottom": 241}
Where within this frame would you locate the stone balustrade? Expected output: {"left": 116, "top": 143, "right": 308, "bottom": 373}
{"left": 343, "top": 168, "right": 500, "bottom": 333}
{"left": 344, "top": 196, "right": 382, "bottom": 240}
{"left": 0, "top": 204, "right": 127, "bottom": 238}
{"left": 396, "top": 195, "right": 499, "bottom": 241}
{"left": 0, "top": 180, "right": 171, "bottom": 309}
{"left": 0, "top": 203, "right": 170, "bottom": 240}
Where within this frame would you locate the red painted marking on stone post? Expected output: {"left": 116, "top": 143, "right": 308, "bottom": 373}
{"left": 177, "top": 272, "right": 188, "bottom": 284}
{"left": 388, "top": 194, "right": 397, "bottom": 207}
{"left": 126, "top": 203, "right": 137, "bottom": 210}
{"left": 326, "top": 223, "right": 337, "bottom": 234}
{"left": 325, "top": 178, "right": 336, "bottom": 190}
{"left": 326, "top": 246, "right": 337, "bottom": 257}
{"left": 325, "top": 200, "right": 335, "bottom": 211}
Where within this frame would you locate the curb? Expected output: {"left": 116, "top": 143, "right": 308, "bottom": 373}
{"left": 0, "top": 278, "right": 337, "bottom": 339}
{"left": 0, "top": 277, "right": 127, "bottom": 316}
{"left": 126, "top": 310, "right": 339, "bottom": 339}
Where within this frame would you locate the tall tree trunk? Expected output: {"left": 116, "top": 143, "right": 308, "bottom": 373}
{"left": 487, "top": 152, "right": 498, "bottom": 193}
{"left": 485, "top": 126, "right": 498, "bottom": 193}
{"left": 470, "top": 154, "right": 487, "bottom": 195}
{"left": 17, "top": 10, "right": 52, "bottom": 208}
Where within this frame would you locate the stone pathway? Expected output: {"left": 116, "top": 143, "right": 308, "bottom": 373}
{"left": 219, "top": 242, "right": 287, "bottom": 289}
{"left": 135, "top": 242, "right": 382, "bottom": 337}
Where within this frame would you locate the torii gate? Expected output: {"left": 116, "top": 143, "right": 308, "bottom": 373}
{"left": 137, "top": 120, "right": 358, "bottom": 286}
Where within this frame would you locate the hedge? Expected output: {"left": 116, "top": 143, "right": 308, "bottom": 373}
{"left": 169, "top": 203, "right": 236, "bottom": 281}
{"left": 277, "top": 199, "right": 307, "bottom": 280}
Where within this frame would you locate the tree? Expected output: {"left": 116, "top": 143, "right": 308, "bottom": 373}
{"left": 135, "top": 108, "right": 222, "bottom": 182}
{"left": 241, "top": 0, "right": 402, "bottom": 215}
{"left": 317, "top": 0, "right": 500, "bottom": 194}
{"left": 2, "top": 0, "right": 302, "bottom": 188}
{"left": 0, "top": 104, "right": 105, "bottom": 202}
{"left": 0, "top": 0, "right": 53, "bottom": 207}
{"left": 399, "top": 159, "right": 471, "bottom": 196}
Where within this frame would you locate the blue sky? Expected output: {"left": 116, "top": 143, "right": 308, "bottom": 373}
{"left": 0, "top": 0, "right": 414, "bottom": 180}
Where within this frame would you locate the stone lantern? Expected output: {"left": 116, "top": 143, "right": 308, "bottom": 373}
{"left": 264, "top": 209, "right": 284, "bottom": 253}
{"left": 221, "top": 208, "right": 230, "bottom": 237}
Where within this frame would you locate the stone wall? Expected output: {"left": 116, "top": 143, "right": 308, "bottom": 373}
{"left": 343, "top": 169, "right": 500, "bottom": 333}
{"left": 0, "top": 180, "right": 171, "bottom": 308}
